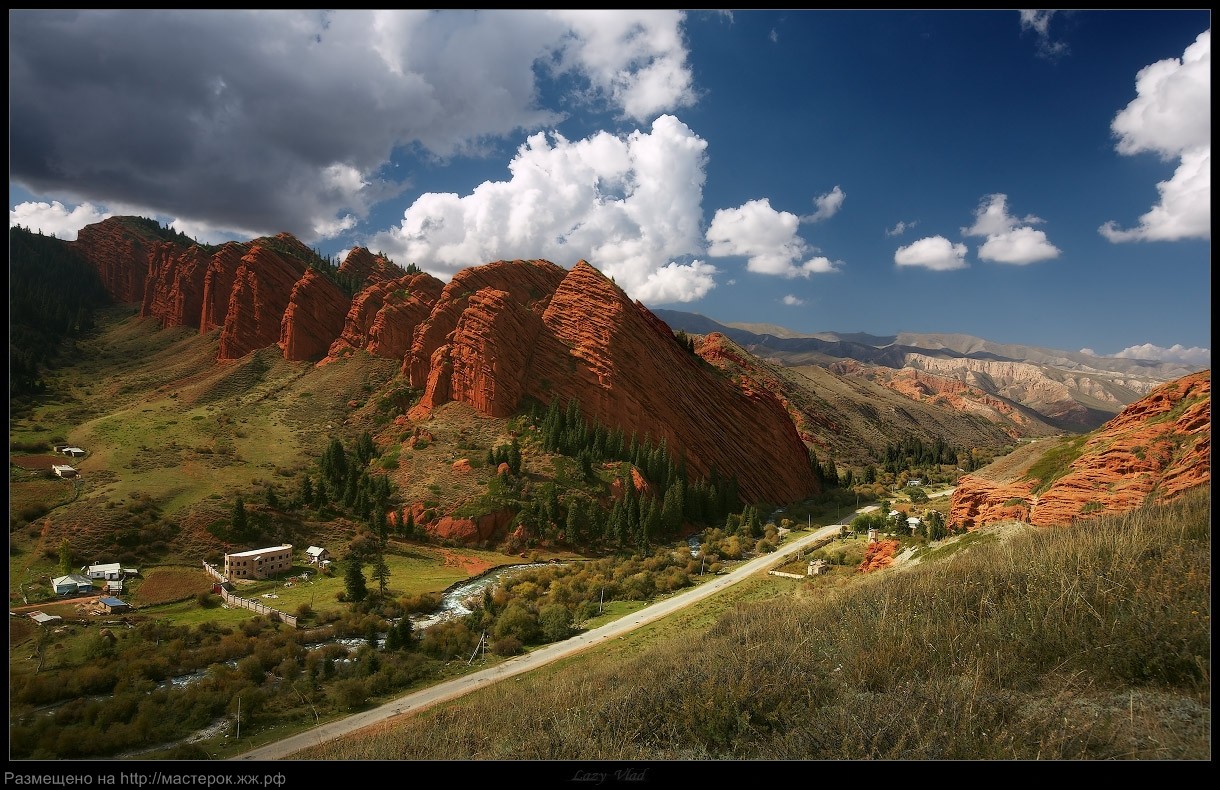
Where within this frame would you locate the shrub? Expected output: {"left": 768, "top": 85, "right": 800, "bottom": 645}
{"left": 491, "top": 636, "right": 523, "bottom": 656}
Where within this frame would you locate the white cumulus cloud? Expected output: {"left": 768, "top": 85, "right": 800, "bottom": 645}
{"left": 894, "top": 236, "right": 969, "bottom": 271}
{"left": 706, "top": 198, "right": 840, "bottom": 278}
{"left": 782, "top": 294, "right": 805, "bottom": 306}
{"left": 9, "top": 201, "right": 111, "bottom": 240}
{"left": 963, "top": 193, "right": 1060, "bottom": 264}
{"left": 801, "top": 185, "right": 845, "bottom": 223}
{"left": 367, "top": 114, "right": 715, "bottom": 304}
{"left": 1100, "top": 29, "right": 1210, "bottom": 242}
{"left": 1111, "top": 343, "right": 1210, "bottom": 368}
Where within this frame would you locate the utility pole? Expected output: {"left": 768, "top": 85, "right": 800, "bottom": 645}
{"left": 467, "top": 631, "right": 487, "bottom": 665}
{"left": 599, "top": 587, "right": 605, "bottom": 614}
{"left": 235, "top": 695, "right": 241, "bottom": 740}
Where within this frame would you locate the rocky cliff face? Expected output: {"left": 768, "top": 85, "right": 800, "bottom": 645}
{"left": 72, "top": 219, "right": 158, "bottom": 304}
{"left": 337, "top": 247, "right": 402, "bottom": 286}
{"left": 139, "top": 244, "right": 212, "bottom": 329}
{"left": 71, "top": 218, "right": 419, "bottom": 365}
{"left": 326, "top": 273, "right": 445, "bottom": 362}
{"left": 405, "top": 260, "right": 819, "bottom": 505}
{"left": 949, "top": 370, "right": 1210, "bottom": 530}
{"left": 217, "top": 238, "right": 312, "bottom": 360}
{"left": 279, "top": 268, "right": 349, "bottom": 362}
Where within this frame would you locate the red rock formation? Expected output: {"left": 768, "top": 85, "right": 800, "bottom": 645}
{"left": 407, "top": 259, "right": 819, "bottom": 505}
{"left": 326, "top": 273, "right": 445, "bottom": 362}
{"left": 949, "top": 371, "right": 1210, "bottom": 530}
{"left": 831, "top": 359, "right": 1055, "bottom": 436}
{"left": 71, "top": 218, "right": 158, "bottom": 303}
{"left": 200, "top": 243, "right": 248, "bottom": 334}
{"left": 140, "top": 244, "right": 212, "bottom": 328}
{"left": 218, "top": 237, "right": 312, "bottom": 360}
{"left": 279, "top": 268, "right": 349, "bottom": 362}
{"left": 337, "top": 247, "right": 403, "bottom": 286}
{"left": 429, "top": 509, "right": 516, "bottom": 544}
{"left": 858, "top": 539, "right": 899, "bottom": 573}
{"left": 405, "top": 259, "right": 566, "bottom": 388}
{"left": 609, "top": 466, "right": 654, "bottom": 500}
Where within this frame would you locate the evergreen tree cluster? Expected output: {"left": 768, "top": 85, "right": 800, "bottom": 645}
{"left": 307, "top": 433, "right": 393, "bottom": 531}
{"left": 9, "top": 227, "right": 112, "bottom": 396}
{"left": 883, "top": 435, "right": 960, "bottom": 475}
{"left": 518, "top": 398, "right": 741, "bottom": 551}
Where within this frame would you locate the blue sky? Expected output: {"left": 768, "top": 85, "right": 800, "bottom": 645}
{"left": 9, "top": 10, "right": 1211, "bottom": 366}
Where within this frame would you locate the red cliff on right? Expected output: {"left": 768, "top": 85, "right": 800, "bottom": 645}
{"left": 949, "top": 370, "right": 1210, "bottom": 530}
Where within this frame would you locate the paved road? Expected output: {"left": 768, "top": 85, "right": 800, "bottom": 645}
{"left": 234, "top": 516, "right": 854, "bottom": 761}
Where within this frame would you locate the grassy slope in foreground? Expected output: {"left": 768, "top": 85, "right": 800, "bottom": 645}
{"left": 296, "top": 488, "right": 1211, "bottom": 761}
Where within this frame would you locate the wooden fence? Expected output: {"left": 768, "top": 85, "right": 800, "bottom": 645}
{"left": 201, "top": 561, "right": 298, "bottom": 628}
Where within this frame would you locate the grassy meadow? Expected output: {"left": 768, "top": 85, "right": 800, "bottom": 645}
{"left": 295, "top": 489, "right": 1211, "bottom": 761}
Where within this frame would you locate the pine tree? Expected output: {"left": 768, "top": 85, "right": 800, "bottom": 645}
{"left": 344, "top": 556, "right": 368, "bottom": 603}
{"left": 232, "top": 497, "right": 248, "bottom": 538}
{"left": 372, "top": 553, "right": 391, "bottom": 598}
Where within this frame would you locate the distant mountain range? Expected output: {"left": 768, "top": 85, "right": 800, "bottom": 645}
{"left": 655, "top": 309, "right": 1203, "bottom": 433}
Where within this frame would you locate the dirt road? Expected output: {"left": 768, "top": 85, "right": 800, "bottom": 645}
{"left": 234, "top": 518, "right": 850, "bottom": 761}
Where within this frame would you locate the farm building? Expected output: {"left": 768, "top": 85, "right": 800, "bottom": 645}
{"left": 807, "top": 559, "right": 831, "bottom": 576}
{"left": 52, "top": 573, "right": 94, "bottom": 596}
{"left": 98, "top": 597, "right": 130, "bottom": 614}
{"left": 51, "top": 464, "right": 78, "bottom": 478}
{"left": 305, "top": 546, "right": 330, "bottom": 565}
{"left": 105, "top": 580, "right": 123, "bottom": 594}
{"left": 224, "top": 544, "right": 294, "bottom": 580}
{"left": 28, "top": 612, "right": 62, "bottom": 625}
{"left": 61, "top": 447, "right": 86, "bottom": 458}
{"left": 84, "top": 562, "right": 123, "bottom": 581}
{"left": 907, "top": 516, "right": 922, "bottom": 533}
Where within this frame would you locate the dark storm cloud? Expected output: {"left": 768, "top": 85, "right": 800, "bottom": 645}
{"left": 8, "top": 10, "right": 581, "bottom": 240}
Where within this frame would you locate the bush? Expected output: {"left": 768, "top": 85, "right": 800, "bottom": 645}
{"left": 491, "top": 636, "right": 523, "bottom": 656}
{"left": 196, "top": 592, "right": 218, "bottom": 608}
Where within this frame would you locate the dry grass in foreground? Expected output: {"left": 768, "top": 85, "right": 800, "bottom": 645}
{"left": 295, "top": 488, "right": 1210, "bottom": 761}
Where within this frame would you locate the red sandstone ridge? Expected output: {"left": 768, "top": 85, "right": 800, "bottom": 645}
{"left": 405, "top": 259, "right": 819, "bottom": 505}
{"left": 218, "top": 237, "right": 315, "bottom": 360}
{"left": 326, "top": 272, "right": 444, "bottom": 363}
{"left": 949, "top": 370, "right": 1210, "bottom": 530}
{"left": 71, "top": 218, "right": 161, "bottom": 304}
{"left": 336, "top": 247, "right": 403, "bottom": 286}
{"left": 279, "top": 268, "right": 349, "bottom": 362}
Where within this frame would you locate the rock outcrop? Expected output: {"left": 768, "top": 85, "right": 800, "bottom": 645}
{"left": 218, "top": 238, "right": 313, "bottom": 360}
{"left": 949, "top": 370, "right": 1210, "bottom": 530}
{"left": 326, "top": 273, "right": 445, "bottom": 362}
{"left": 405, "top": 259, "right": 819, "bottom": 505}
{"left": 279, "top": 268, "right": 350, "bottom": 362}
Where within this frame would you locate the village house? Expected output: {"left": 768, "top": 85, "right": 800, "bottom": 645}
{"left": 807, "top": 559, "right": 830, "bottom": 576}
{"left": 305, "top": 546, "right": 330, "bottom": 566}
{"left": 52, "top": 573, "right": 94, "bottom": 596}
{"left": 51, "top": 464, "right": 78, "bottom": 478}
{"left": 907, "top": 516, "right": 922, "bottom": 534}
{"left": 224, "top": 544, "right": 294, "bottom": 580}
{"left": 84, "top": 562, "right": 123, "bottom": 581}
{"left": 98, "top": 596, "right": 130, "bottom": 614}
{"left": 61, "top": 447, "right": 86, "bottom": 458}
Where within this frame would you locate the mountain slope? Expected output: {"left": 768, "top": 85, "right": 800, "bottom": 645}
{"left": 656, "top": 309, "right": 1196, "bottom": 433}
{"left": 60, "top": 218, "right": 818, "bottom": 506}
{"left": 948, "top": 370, "right": 1210, "bottom": 529}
